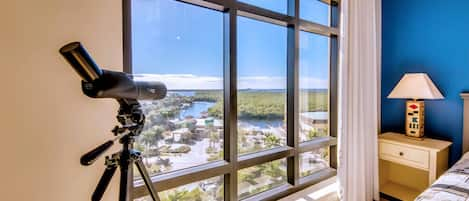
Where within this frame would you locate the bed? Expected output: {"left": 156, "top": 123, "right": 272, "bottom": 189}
{"left": 415, "top": 152, "right": 469, "bottom": 201}
{"left": 414, "top": 93, "right": 469, "bottom": 201}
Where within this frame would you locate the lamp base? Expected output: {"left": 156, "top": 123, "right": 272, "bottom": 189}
{"left": 405, "top": 100, "right": 425, "bottom": 138}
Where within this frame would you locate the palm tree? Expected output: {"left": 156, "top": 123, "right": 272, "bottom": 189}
{"left": 264, "top": 133, "right": 281, "bottom": 148}
{"left": 307, "top": 128, "right": 319, "bottom": 140}
{"left": 165, "top": 190, "right": 188, "bottom": 201}
{"left": 263, "top": 161, "right": 285, "bottom": 182}
{"left": 140, "top": 125, "right": 165, "bottom": 166}
{"left": 307, "top": 128, "right": 329, "bottom": 141}
{"left": 141, "top": 125, "right": 164, "bottom": 148}
{"left": 208, "top": 129, "right": 219, "bottom": 149}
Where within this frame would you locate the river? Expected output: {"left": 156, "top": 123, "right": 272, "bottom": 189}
{"left": 178, "top": 101, "right": 215, "bottom": 119}
{"left": 178, "top": 101, "right": 284, "bottom": 128}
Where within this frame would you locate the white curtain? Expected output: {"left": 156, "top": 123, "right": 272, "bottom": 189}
{"left": 337, "top": 0, "right": 381, "bottom": 201}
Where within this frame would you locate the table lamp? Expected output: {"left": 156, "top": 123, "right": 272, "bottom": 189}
{"left": 387, "top": 73, "right": 444, "bottom": 139}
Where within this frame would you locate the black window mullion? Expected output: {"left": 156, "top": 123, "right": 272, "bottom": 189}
{"left": 123, "top": 0, "right": 132, "bottom": 73}
{"left": 286, "top": 0, "right": 300, "bottom": 187}
{"left": 223, "top": 2, "right": 238, "bottom": 200}
{"left": 329, "top": 1, "right": 339, "bottom": 169}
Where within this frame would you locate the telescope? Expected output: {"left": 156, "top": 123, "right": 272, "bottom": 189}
{"left": 60, "top": 42, "right": 164, "bottom": 201}
{"left": 60, "top": 42, "right": 166, "bottom": 100}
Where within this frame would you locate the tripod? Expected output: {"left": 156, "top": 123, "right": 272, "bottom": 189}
{"left": 81, "top": 99, "right": 160, "bottom": 201}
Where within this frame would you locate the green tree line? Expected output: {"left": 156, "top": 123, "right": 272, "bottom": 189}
{"left": 194, "top": 90, "right": 328, "bottom": 120}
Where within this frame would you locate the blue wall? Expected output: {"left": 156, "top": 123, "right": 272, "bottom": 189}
{"left": 382, "top": 0, "right": 469, "bottom": 165}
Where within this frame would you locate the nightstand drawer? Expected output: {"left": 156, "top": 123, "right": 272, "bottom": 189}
{"left": 379, "top": 141, "right": 429, "bottom": 170}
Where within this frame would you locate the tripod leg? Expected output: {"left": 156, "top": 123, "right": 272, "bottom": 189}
{"left": 135, "top": 160, "right": 160, "bottom": 201}
{"left": 119, "top": 151, "right": 133, "bottom": 201}
{"left": 92, "top": 165, "right": 117, "bottom": 201}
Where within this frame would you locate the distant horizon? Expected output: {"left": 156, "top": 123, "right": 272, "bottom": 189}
{"left": 135, "top": 73, "right": 328, "bottom": 90}
{"left": 166, "top": 88, "right": 329, "bottom": 91}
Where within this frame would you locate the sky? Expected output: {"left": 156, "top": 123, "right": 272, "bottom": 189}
{"left": 132, "top": 0, "right": 330, "bottom": 90}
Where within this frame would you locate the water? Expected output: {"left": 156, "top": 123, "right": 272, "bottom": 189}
{"left": 178, "top": 100, "right": 284, "bottom": 128}
{"left": 179, "top": 101, "right": 215, "bottom": 119}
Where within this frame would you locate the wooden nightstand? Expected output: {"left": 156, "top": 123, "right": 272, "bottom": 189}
{"left": 378, "top": 132, "right": 452, "bottom": 201}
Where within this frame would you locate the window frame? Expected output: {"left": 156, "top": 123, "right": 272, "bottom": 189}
{"left": 123, "top": 0, "right": 340, "bottom": 200}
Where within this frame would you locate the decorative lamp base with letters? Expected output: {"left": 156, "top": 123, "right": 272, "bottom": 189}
{"left": 405, "top": 100, "right": 425, "bottom": 139}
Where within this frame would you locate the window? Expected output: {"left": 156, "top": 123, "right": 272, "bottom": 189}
{"left": 129, "top": 0, "right": 339, "bottom": 200}
{"left": 132, "top": 0, "right": 224, "bottom": 176}
{"left": 238, "top": 0, "right": 287, "bottom": 14}
{"left": 299, "top": 31, "right": 330, "bottom": 142}
{"left": 135, "top": 176, "right": 224, "bottom": 201}
{"left": 237, "top": 16, "right": 287, "bottom": 155}
{"left": 300, "top": 0, "right": 330, "bottom": 26}
{"left": 300, "top": 147, "right": 330, "bottom": 177}
{"left": 238, "top": 158, "right": 287, "bottom": 199}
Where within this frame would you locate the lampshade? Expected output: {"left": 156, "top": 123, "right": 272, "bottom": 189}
{"left": 388, "top": 73, "right": 444, "bottom": 100}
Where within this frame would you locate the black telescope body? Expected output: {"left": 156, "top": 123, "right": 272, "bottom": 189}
{"left": 60, "top": 42, "right": 167, "bottom": 100}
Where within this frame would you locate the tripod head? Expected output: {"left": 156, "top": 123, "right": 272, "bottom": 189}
{"left": 116, "top": 99, "right": 144, "bottom": 138}
{"left": 80, "top": 99, "right": 145, "bottom": 166}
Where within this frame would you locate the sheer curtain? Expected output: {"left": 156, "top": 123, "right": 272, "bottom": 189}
{"left": 337, "top": 0, "right": 381, "bottom": 200}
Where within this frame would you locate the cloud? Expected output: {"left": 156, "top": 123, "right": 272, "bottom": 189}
{"left": 134, "top": 74, "right": 222, "bottom": 90}
{"left": 238, "top": 76, "right": 286, "bottom": 89}
{"left": 299, "top": 77, "right": 329, "bottom": 89}
{"left": 134, "top": 74, "right": 327, "bottom": 90}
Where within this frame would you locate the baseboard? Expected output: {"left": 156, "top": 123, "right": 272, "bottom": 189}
{"left": 380, "top": 192, "right": 402, "bottom": 201}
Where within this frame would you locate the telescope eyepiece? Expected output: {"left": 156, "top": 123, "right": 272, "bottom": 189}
{"left": 60, "top": 42, "right": 103, "bottom": 82}
{"left": 60, "top": 42, "right": 81, "bottom": 52}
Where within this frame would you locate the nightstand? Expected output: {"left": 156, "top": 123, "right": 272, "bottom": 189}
{"left": 378, "top": 132, "right": 452, "bottom": 201}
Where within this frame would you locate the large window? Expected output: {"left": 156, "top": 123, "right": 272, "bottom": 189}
{"left": 237, "top": 16, "right": 287, "bottom": 155}
{"left": 132, "top": 0, "right": 224, "bottom": 176}
{"left": 129, "top": 0, "right": 339, "bottom": 200}
{"left": 299, "top": 31, "right": 330, "bottom": 142}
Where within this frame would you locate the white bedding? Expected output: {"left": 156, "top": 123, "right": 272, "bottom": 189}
{"left": 415, "top": 152, "right": 469, "bottom": 201}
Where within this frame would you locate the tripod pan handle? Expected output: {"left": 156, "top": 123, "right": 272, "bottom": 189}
{"left": 81, "top": 140, "right": 114, "bottom": 166}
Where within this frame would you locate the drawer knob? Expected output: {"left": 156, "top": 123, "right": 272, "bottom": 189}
{"left": 399, "top": 152, "right": 404, "bottom": 156}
